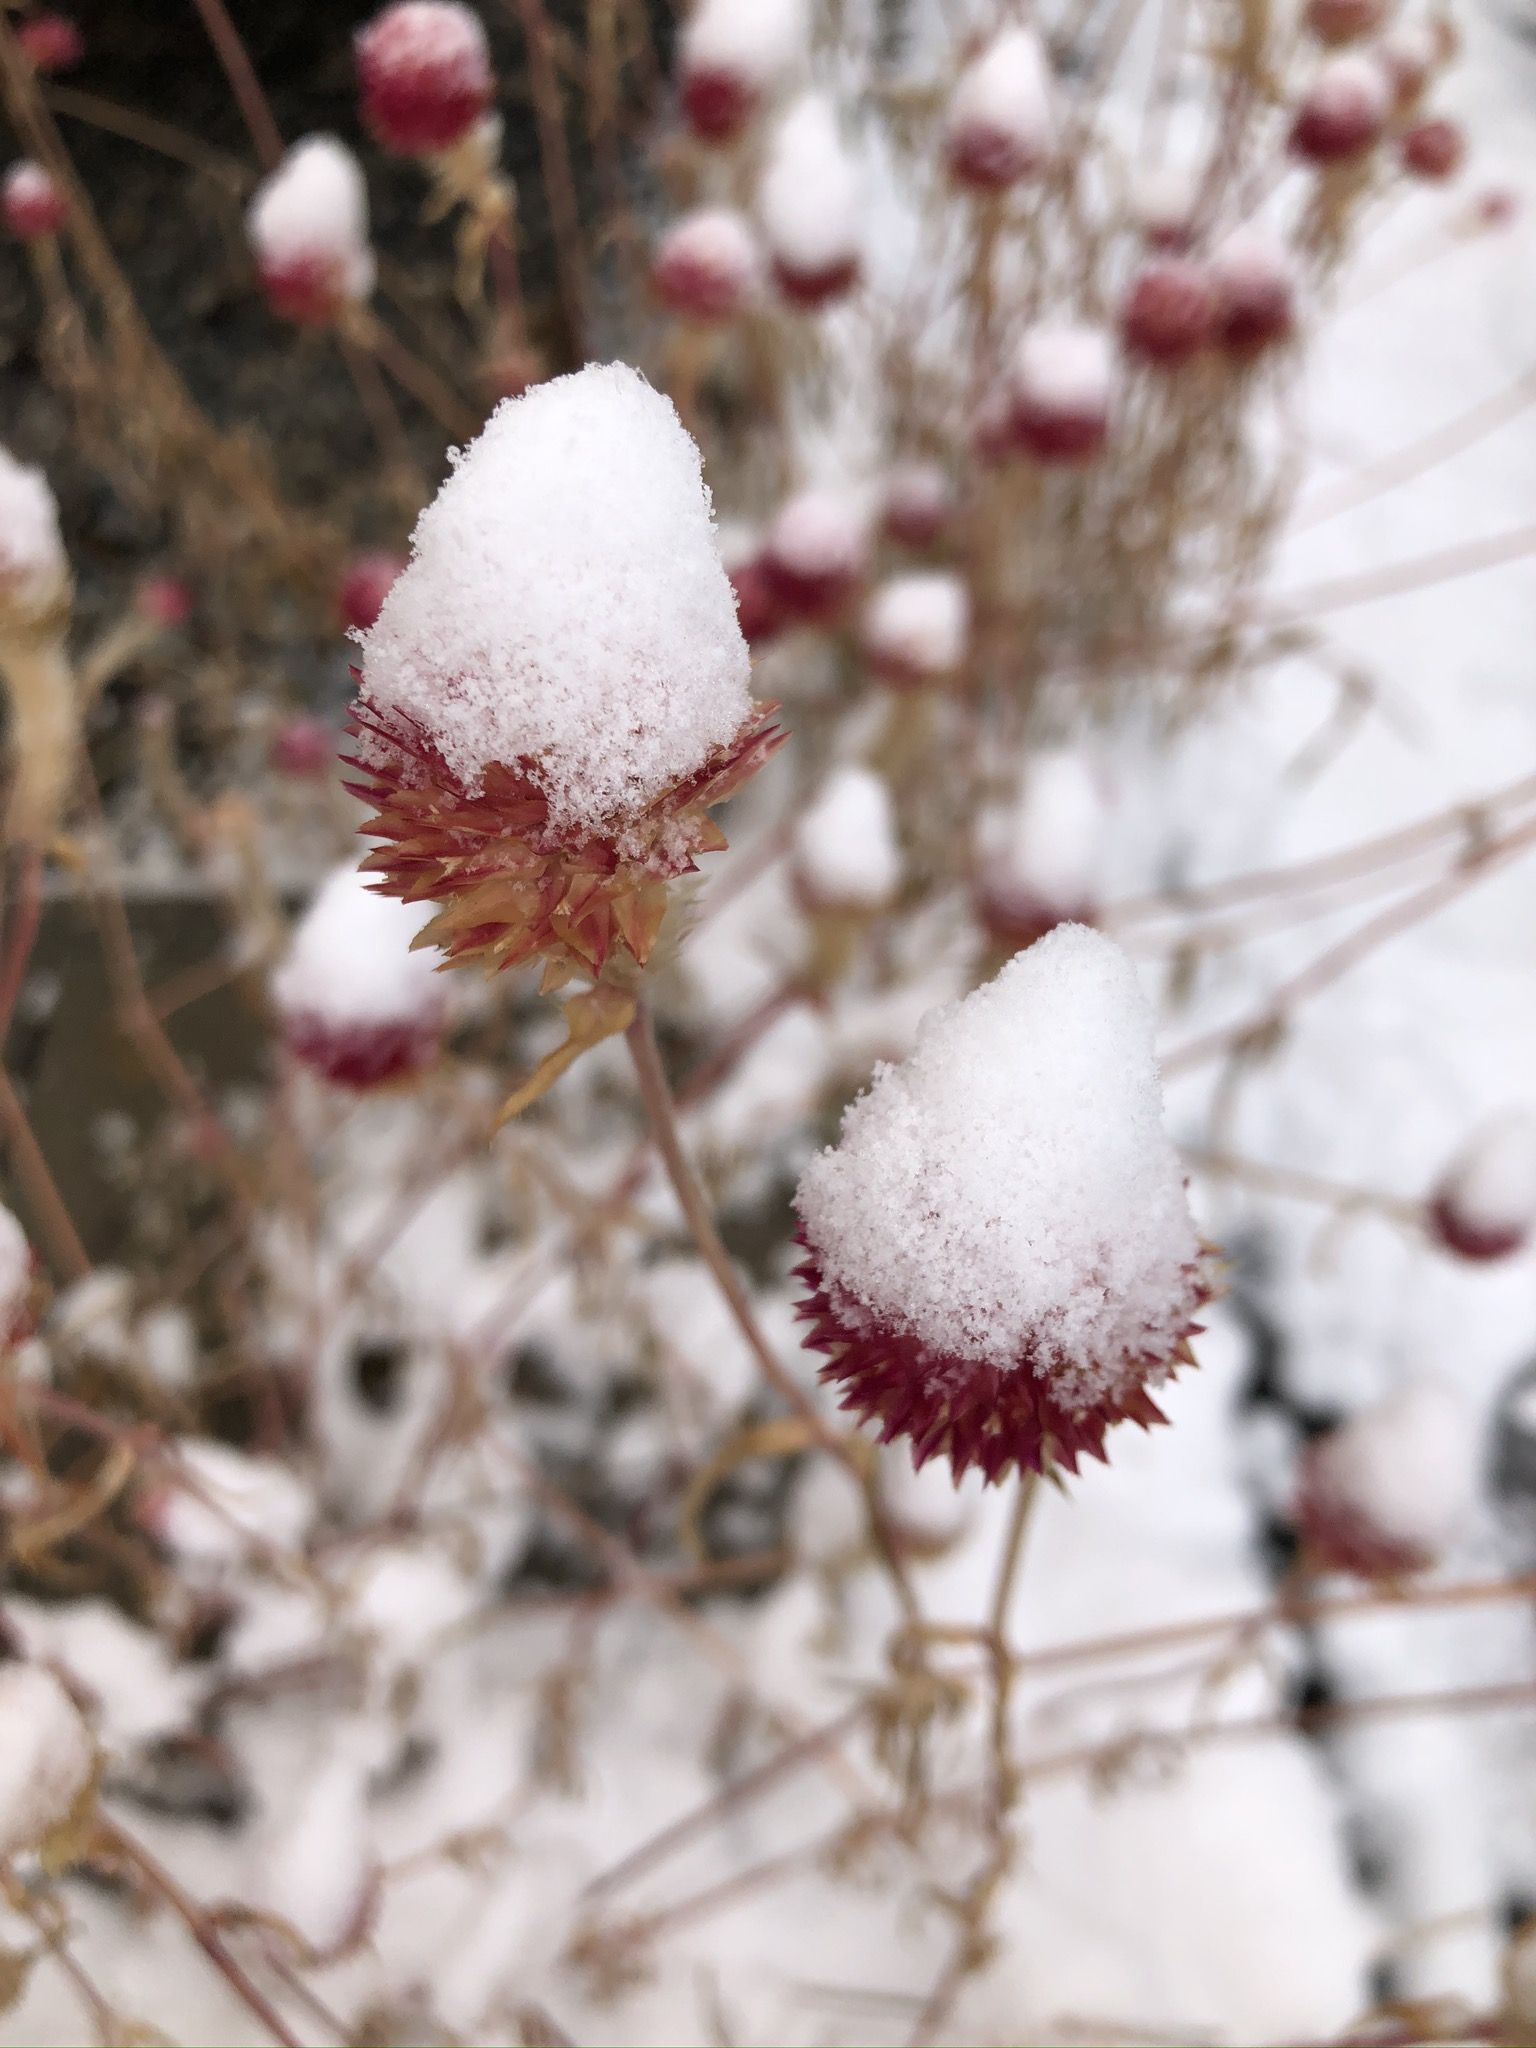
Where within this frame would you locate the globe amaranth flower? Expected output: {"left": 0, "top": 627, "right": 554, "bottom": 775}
{"left": 1292, "top": 1384, "right": 1476, "bottom": 1579}
{"left": 794, "top": 924, "right": 1216, "bottom": 1482}
{"left": 345, "top": 362, "right": 781, "bottom": 997}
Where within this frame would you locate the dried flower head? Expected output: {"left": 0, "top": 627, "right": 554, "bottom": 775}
{"left": 1400, "top": 114, "right": 1465, "bottom": 180}
{"left": 347, "top": 364, "right": 779, "bottom": 990}
{"left": 1288, "top": 54, "right": 1392, "bottom": 164}
{"left": 794, "top": 925, "right": 1214, "bottom": 1481}
{"left": 1210, "top": 229, "right": 1299, "bottom": 358}
{"left": 247, "top": 137, "right": 375, "bottom": 324}
{"left": 338, "top": 550, "right": 406, "bottom": 634}
{"left": 859, "top": 571, "right": 969, "bottom": 689}
{"left": 677, "top": 0, "right": 808, "bottom": 146}
{"left": 1428, "top": 1110, "right": 1536, "bottom": 1262}
{"left": 15, "top": 12, "right": 84, "bottom": 73}
{"left": 759, "top": 95, "right": 863, "bottom": 310}
{"left": 1120, "top": 256, "right": 1218, "bottom": 366}
{"left": 1294, "top": 1385, "right": 1477, "bottom": 1578}
{"left": 1008, "top": 323, "right": 1115, "bottom": 464}
{"left": 761, "top": 489, "right": 869, "bottom": 625}
{"left": 355, "top": 2, "right": 493, "bottom": 157}
{"left": 945, "top": 27, "right": 1056, "bottom": 193}
{"left": 651, "top": 207, "right": 760, "bottom": 325}
{"left": 973, "top": 749, "right": 1106, "bottom": 952}
{"left": 880, "top": 461, "right": 955, "bottom": 552}
{"left": 2, "top": 159, "right": 66, "bottom": 239}
{"left": 274, "top": 863, "right": 447, "bottom": 1090}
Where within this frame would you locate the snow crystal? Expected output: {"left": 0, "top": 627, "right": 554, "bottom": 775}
{"left": 759, "top": 96, "right": 862, "bottom": 278}
{"left": 946, "top": 27, "right": 1055, "bottom": 167}
{"left": 273, "top": 862, "right": 442, "bottom": 1029}
{"left": 975, "top": 750, "right": 1106, "bottom": 917}
{"left": 682, "top": 0, "right": 808, "bottom": 87}
{"left": 1308, "top": 1384, "right": 1479, "bottom": 1557}
{"left": 792, "top": 764, "right": 902, "bottom": 912}
{"left": 1436, "top": 1110, "right": 1536, "bottom": 1238}
{"left": 860, "top": 570, "right": 969, "bottom": 681}
{"left": 0, "top": 1201, "right": 30, "bottom": 1334}
{"left": 359, "top": 362, "right": 753, "bottom": 834}
{"left": 1011, "top": 322, "right": 1116, "bottom": 414}
{"left": 794, "top": 924, "right": 1203, "bottom": 1409}
{"left": 0, "top": 1663, "right": 93, "bottom": 1857}
{"left": 0, "top": 442, "right": 66, "bottom": 616}
{"left": 246, "top": 136, "right": 375, "bottom": 303}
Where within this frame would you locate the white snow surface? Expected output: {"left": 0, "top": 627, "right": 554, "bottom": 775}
{"left": 273, "top": 862, "right": 442, "bottom": 1029}
{"left": 759, "top": 95, "right": 862, "bottom": 277}
{"left": 1436, "top": 1110, "right": 1536, "bottom": 1237}
{"left": 0, "top": 1664, "right": 93, "bottom": 1858}
{"left": 975, "top": 749, "right": 1107, "bottom": 915}
{"left": 1010, "top": 322, "right": 1116, "bottom": 413}
{"left": 246, "top": 135, "right": 375, "bottom": 301}
{"left": 1309, "top": 1383, "right": 1481, "bottom": 1556}
{"left": 360, "top": 363, "right": 753, "bottom": 835}
{"left": 795, "top": 925, "right": 1203, "bottom": 1406}
{"left": 0, "top": 442, "right": 66, "bottom": 614}
{"left": 0, "top": 1202, "right": 29, "bottom": 1334}
{"left": 765, "top": 487, "right": 868, "bottom": 578}
{"left": 792, "top": 764, "right": 902, "bottom": 911}
{"left": 681, "top": 0, "right": 809, "bottom": 87}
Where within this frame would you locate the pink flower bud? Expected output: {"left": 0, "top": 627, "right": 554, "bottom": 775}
{"left": 1209, "top": 229, "right": 1298, "bottom": 357}
{"left": 248, "top": 138, "right": 375, "bottom": 326}
{"left": 945, "top": 27, "right": 1055, "bottom": 194}
{"left": 860, "top": 571, "right": 968, "bottom": 689}
{"left": 271, "top": 715, "right": 337, "bottom": 782}
{"left": 1475, "top": 184, "right": 1519, "bottom": 228}
{"left": 677, "top": 0, "right": 807, "bottom": 147}
{"left": 15, "top": 12, "right": 84, "bottom": 73}
{"left": 338, "top": 550, "right": 406, "bottom": 634}
{"left": 1288, "top": 53, "right": 1392, "bottom": 164}
{"left": 135, "top": 574, "right": 191, "bottom": 627}
{"left": 355, "top": 2, "right": 493, "bottom": 157}
{"left": 880, "top": 462, "right": 955, "bottom": 552}
{"left": 1428, "top": 1111, "right": 1536, "bottom": 1262}
{"left": 1008, "top": 323, "right": 1115, "bottom": 465}
{"left": 1400, "top": 113, "right": 1465, "bottom": 180}
{"left": 651, "top": 207, "right": 759, "bottom": 324}
{"left": 2, "top": 160, "right": 65, "bottom": 240}
{"left": 1303, "top": 0, "right": 1386, "bottom": 44}
{"left": 1294, "top": 1386, "right": 1476, "bottom": 1578}
{"left": 760, "top": 96, "right": 862, "bottom": 312}
{"left": 761, "top": 489, "right": 868, "bottom": 624}
{"left": 1119, "top": 255, "right": 1218, "bottom": 366}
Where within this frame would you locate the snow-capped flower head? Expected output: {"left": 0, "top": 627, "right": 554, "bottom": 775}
{"left": 792, "top": 765, "right": 902, "bottom": 915}
{"left": 1428, "top": 1110, "right": 1536, "bottom": 1262}
{"left": 1377, "top": 20, "right": 1441, "bottom": 106}
{"left": 247, "top": 137, "right": 375, "bottom": 325}
{"left": 761, "top": 488, "right": 869, "bottom": 625}
{"left": 1288, "top": 53, "right": 1392, "bottom": 164}
{"left": 794, "top": 924, "right": 1215, "bottom": 1482}
{"left": 677, "top": 0, "right": 809, "bottom": 146}
{"left": 347, "top": 364, "right": 780, "bottom": 990}
{"left": 1400, "top": 113, "right": 1465, "bottom": 180}
{"left": 651, "top": 207, "right": 761, "bottom": 325}
{"left": 759, "top": 95, "right": 863, "bottom": 311}
{"left": 338, "top": 549, "right": 406, "bottom": 634}
{"left": 15, "top": 12, "right": 84, "bottom": 72}
{"left": 1129, "top": 163, "right": 1199, "bottom": 250}
{"left": 0, "top": 1203, "right": 36, "bottom": 1348}
{"left": 1209, "top": 229, "right": 1298, "bottom": 358}
{"left": 3, "top": 160, "right": 66, "bottom": 240}
{"left": 973, "top": 748, "right": 1106, "bottom": 950}
{"left": 881, "top": 461, "right": 955, "bottom": 552}
{"left": 945, "top": 26, "right": 1056, "bottom": 194}
{"left": 0, "top": 1664, "right": 93, "bottom": 1859}
{"left": 0, "top": 443, "right": 67, "bottom": 630}
{"left": 1008, "top": 323, "right": 1115, "bottom": 465}
{"left": 273, "top": 862, "right": 447, "bottom": 1089}
{"left": 1294, "top": 1384, "right": 1479, "bottom": 1578}
{"left": 859, "top": 570, "right": 969, "bottom": 689}
{"left": 355, "top": 2, "right": 493, "bottom": 156}
{"left": 1119, "top": 255, "right": 1218, "bottom": 366}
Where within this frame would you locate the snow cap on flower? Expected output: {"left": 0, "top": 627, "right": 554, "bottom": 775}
{"left": 1209, "top": 228, "right": 1298, "bottom": 357}
{"left": 678, "top": 0, "right": 808, "bottom": 145}
{"left": 1429, "top": 1110, "right": 1536, "bottom": 1262}
{"left": 759, "top": 95, "right": 862, "bottom": 309}
{"left": 974, "top": 749, "right": 1106, "bottom": 950}
{"left": 274, "top": 863, "right": 446, "bottom": 1089}
{"left": 881, "top": 461, "right": 954, "bottom": 552}
{"left": 945, "top": 26, "right": 1055, "bottom": 192}
{"left": 349, "top": 364, "right": 777, "bottom": 984}
{"left": 0, "top": 1203, "right": 34, "bottom": 1347}
{"left": 1008, "top": 323, "right": 1115, "bottom": 464}
{"left": 1295, "top": 1384, "right": 1479, "bottom": 1577}
{"left": 1288, "top": 53, "right": 1392, "bottom": 163}
{"left": 795, "top": 924, "right": 1212, "bottom": 1481}
{"left": 652, "top": 206, "right": 760, "bottom": 324}
{"left": 1129, "top": 162, "right": 1200, "bottom": 249}
{"left": 0, "top": 443, "right": 67, "bottom": 625}
{"left": 0, "top": 1664, "right": 93, "bottom": 1858}
{"left": 3, "top": 159, "right": 65, "bottom": 239}
{"left": 762, "top": 487, "right": 869, "bottom": 624}
{"left": 792, "top": 765, "right": 902, "bottom": 914}
{"left": 247, "top": 136, "right": 374, "bottom": 324}
{"left": 860, "top": 570, "right": 968, "bottom": 687}
{"left": 355, "top": 2, "right": 493, "bottom": 156}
